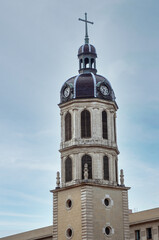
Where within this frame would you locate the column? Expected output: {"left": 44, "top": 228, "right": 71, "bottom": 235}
{"left": 107, "top": 109, "right": 111, "bottom": 143}
{"left": 60, "top": 111, "right": 64, "bottom": 146}
{"left": 92, "top": 107, "right": 100, "bottom": 139}
{"left": 110, "top": 109, "right": 115, "bottom": 143}
{"left": 72, "top": 108, "right": 78, "bottom": 140}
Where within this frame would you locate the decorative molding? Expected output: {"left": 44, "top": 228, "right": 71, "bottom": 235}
{"left": 59, "top": 98, "right": 118, "bottom": 111}
{"left": 102, "top": 194, "right": 113, "bottom": 209}
{"left": 60, "top": 146, "right": 118, "bottom": 157}
{"left": 60, "top": 142, "right": 119, "bottom": 155}
{"left": 65, "top": 226, "right": 73, "bottom": 239}
{"left": 72, "top": 108, "right": 78, "bottom": 111}
{"left": 103, "top": 223, "right": 114, "bottom": 237}
{"left": 81, "top": 186, "right": 93, "bottom": 239}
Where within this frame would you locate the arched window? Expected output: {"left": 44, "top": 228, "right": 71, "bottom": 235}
{"left": 81, "top": 110, "right": 91, "bottom": 138}
{"left": 65, "top": 112, "right": 72, "bottom": 141}
{"left": 103, "top": 156, "right": 109, "bottom": 180}
{"left": 84, "top": 58, "right": 89, "bottom": 68}
{"left": 65, "top": 157, "right": 72, "bottom": 182}
{"left": 114, "top": 114, "right": 116, "bottom": 142}
{"left": 82, "top": 155, "right": 92, "bottom": 179}
{"left": 115, "top": 159, "right": 118, "bottom": 183}
{"left": 102, "top": 111, "right": 108, "bottom": 139}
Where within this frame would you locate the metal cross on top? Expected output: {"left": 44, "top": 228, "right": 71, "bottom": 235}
{"left": 79, "top": 13, "right": 94, "bottom": 44}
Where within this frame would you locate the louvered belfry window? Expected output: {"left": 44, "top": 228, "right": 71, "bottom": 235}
{"left": 81, "top": 110, "right": 91, "bottom": 138}
{"left": 103, "top": 156, "right": 109, "bottom": 180}
{"left": 102, "top": 111, "right": 108, "bottom": 139}
{"left": 65, "top": 157, "right": 72, "bottom": 182}
{"left": 82, "top": 155, "right": 92, "bottom": 179}
{"left": 65, "top": 112, "right": 72, "bottom": 141}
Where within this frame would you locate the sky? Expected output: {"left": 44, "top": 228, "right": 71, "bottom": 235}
{"left": 0, "top": 0, "right": 159, "bottom": 237}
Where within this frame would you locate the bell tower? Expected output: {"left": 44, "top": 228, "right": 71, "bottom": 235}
{"left": 51, "top": 13, "right": 130, "bottom": 240}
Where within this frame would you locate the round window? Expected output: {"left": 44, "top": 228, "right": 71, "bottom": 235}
{"left": 105, "top": 227, "right": 111, "bottom": 235}
{"left": 104, "top": 198, "right": 109, "bottom": 206}
{"left": 66, "top": 228, "right": 73, "bottom": 238}
{"left": 66, "top": 199, "right": 72, "bottom": 209}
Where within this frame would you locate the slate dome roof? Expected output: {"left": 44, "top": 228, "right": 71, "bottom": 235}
{"left": 60, "top": 39, "right": 117, "bottom": 106}
{"left": 60, "top": 73, "right": 116, "bottom": 104}
{"left": 78, "top": 44, "right": 97, "bottom": 57}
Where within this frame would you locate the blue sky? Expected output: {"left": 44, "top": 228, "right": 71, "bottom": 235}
{"left": 0, "top": 0, "right": 159, "bottom": 237}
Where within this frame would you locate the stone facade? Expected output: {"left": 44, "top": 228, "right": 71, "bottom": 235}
{"left": 59, "top": 98, "right": 119, "bottom": 187}
{"left": 51, "top": 182, "right": 129, "bottom": 240}
{"left": 60, "top": 99, "right": 117, "bottom": 150}
{"left": 2, "top": 208, "right": 159, "bottom": 240}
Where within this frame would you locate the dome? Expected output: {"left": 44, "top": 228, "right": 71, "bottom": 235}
{"left": 60, "top": 36, "right": 117, "bottom": 106}
{"left": 78, "top": 44, "right": 97, "bottom": 57}
{"left": 60, "top": 73, "right": 116, "bottom": 105}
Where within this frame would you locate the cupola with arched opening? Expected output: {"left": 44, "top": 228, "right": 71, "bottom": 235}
{"left": 78, "top": 43, "right": 97, "bottom": 74}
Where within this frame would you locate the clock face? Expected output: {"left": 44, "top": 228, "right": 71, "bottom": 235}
{"left": 63, "top": 87, "right": 70, "bottom": 98}
{"left": 100, "top": 85, "right": 109, "bottom": 96}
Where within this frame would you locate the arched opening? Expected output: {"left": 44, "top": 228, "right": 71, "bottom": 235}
{"left": 102, "top": 111, "right": 108, "bottom": 139}
{"left": 81, "top": 110, "right": 91, "bottom": 138}
{"left": 91, "top": 58, "right": 95, "bottom": 68}
{"left": 65, "top": 157, "right": 72, "bottom": 182}
{"left": 115, "top": 159, "right": 118, "bottom": 183}
{"left": 84, "top": 58, "right": 89, "bottom": 68}
{"left": 80, "top": 59, "right": 83, "bottom": 69}
{"left": 103, "top": 156, "right": 109, "bottom": 180}
{"left": 82, "top": 155, "right": 92, "bottom": 179}
{"left": 114, "top": 114, "right": 116, "bottom": 142}
{"left": 65, "top": 112, "right": 72, "bottom": 141}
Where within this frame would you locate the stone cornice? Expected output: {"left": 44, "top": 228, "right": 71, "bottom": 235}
{"left": 59, "top": 143, "right": 120, "bottom": 155}
{"left": 50, "top": 181, "right": 130, "bottom": 193}
{"left": 129, "top": 218, "right": 159, "bottom": 226}
{"left": 59, "top": 98, "right": 118, "bottom": 111}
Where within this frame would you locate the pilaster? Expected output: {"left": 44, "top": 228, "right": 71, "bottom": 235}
{"left": 81, "top": 185, "right": 93, "bottom": 239}
{"left": 110, "top": 109, "right": 115, "bottom": 143}
{"left": 53, "top": 192, "right": 58, "bottom": 240}
{"left": 122, "top": 190, "right": 130, "bottom": 240}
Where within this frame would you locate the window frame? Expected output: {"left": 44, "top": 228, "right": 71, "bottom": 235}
{"left": 102, "top": 110, "right": 108, "bottom": 139}
{"left": 65, "top": 112, "right": 72, "bottom": 142}
{"left": 114, "top": 114, "right": 116, "bottom": 142}
{"left": 135, "top": 230, "right": 140, "bottom": 240}
{"left": 115, "top": 159, "right": 118, "bottom": 183}
{"left": 103, "top": 155, "right": 109, "bottom": 181}
{"left": 146, "top": 228, "right": 152, "bottom": 240}
{"left": 65, "top": 157, "right": 72, "bottom": 182}
{"left": 81, "top": 154, "right": 92, "bottom": 179}
{"left": 81, "top": 110, "right": 91, "bottom": 138}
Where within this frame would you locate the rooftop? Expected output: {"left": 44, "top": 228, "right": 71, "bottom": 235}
{"left": 129, "top": 207, "right": 159, "bottom": 226}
